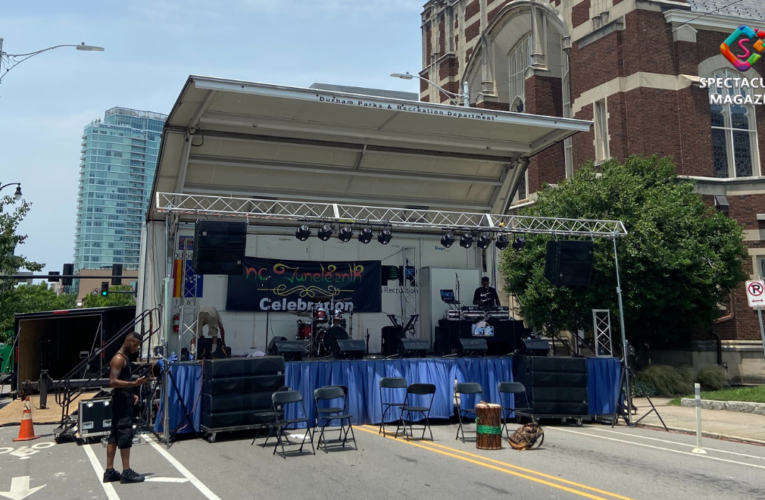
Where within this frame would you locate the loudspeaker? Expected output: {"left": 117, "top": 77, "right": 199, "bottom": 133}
{"left": 381, "top": 326, "right": 404, "bottom": 356}
{"left": 515, "top": 356, "right": 588, "bottom": 376}
{"left": 335, "top": 339, "right": 365, "bottom": 360}
{"left": 201, "top": 409, "right": 277, "bottom": 429}
{"left": 267, "top": 337, "right": 287, "bottom": 355}
{"left": 513, "top": 355, "right": 589, "bottom": 417}
{"left": 203, "top": 374, "right": 285, "bottom": 396}
{"left": 544, "top": 240, "right": 594, "bottom": 287}
{"left": 398, "top": 339, "right": 429, "bottom": 358}
{"left": 458, "top": 338, "right": 488, "bottom": 357}
{"left": 434, "top": 326, "right": 455, "bottom": 355}
{"left": 202, "top": 392, "right": 274, "bottom": 414}
{"left": 203, "top": 356, "right": 284, "bottom": 379}
{"left": 520, "top": 338, "right": 551, "bottom": 357}
{"left": 192, "top": 221, "right": 247, "bottom": 275}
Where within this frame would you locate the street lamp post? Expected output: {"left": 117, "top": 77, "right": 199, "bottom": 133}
{"left": 391, "top": 72, "right": 470, "bottom": 107}
{"left": 0, "top": 183, "right": 22, "bottom": 201}
{"left": 0, "top": 38, "right": 104, "bottom": 84}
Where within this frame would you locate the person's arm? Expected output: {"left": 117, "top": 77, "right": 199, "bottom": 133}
{"left": 492, "top": 288, "right": 500, "bottom": 306}
{"left": 219, "top": 322, "right": 226, "bottom": 344}
{"left": 109, "top": 355, "right": 145, "bottom": 389}
{"left": 472, "top": 288, "right": 481, "bottom": 305}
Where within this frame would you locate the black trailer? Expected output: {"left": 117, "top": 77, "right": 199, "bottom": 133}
{"left": 11, "top": 306, "right": 137, "bottom": 392}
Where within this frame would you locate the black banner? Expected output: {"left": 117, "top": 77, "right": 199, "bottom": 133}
{"left": 226, "top": 257, "right": 382, "bottom": 313}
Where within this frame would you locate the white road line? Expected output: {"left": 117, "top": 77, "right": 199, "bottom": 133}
{"left": 592, "top": 428, "right": 765, "bottom": 461}
{"left": 551, "top": 428, "right": 765, "bottom": 470}
{"left": 83, "top": 444, "right": 120, "bottom": 500}
{"left": 143, "top": 436, "right": 221, "bottom": 500}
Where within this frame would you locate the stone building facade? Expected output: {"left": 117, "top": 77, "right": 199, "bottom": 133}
{"left": 420, "top": 0, "right": 765, "bottom": 380}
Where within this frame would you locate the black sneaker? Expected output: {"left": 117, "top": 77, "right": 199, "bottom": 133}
{"left": 103, "top": 469, "right": 121, "bottom": 483}
{"left": 120, "top": 469, "right": 145, "bottom": 484}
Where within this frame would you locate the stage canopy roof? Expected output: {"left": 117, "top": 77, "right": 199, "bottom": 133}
{"left": 149, "top": 75, "right": 591, "bottom": 219}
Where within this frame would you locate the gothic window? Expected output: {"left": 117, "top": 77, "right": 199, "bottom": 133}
{"left": 709, "top": 69, "right": 760, "bottom": 178}
{"left": 509, "top": 36, "right": 532, "bottom": 113}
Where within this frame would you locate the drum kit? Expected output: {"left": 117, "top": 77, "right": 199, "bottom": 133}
{"left": 294, "top": 297, "right": 353, "bottom": 356}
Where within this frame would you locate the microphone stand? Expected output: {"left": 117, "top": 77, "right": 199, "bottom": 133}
{"left": 265, "top": 274, "right": 271, "bottom": 353}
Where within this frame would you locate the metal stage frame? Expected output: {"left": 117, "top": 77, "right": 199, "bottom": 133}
{"left": 153, "top": 192, "right": 632, "bottom": 446}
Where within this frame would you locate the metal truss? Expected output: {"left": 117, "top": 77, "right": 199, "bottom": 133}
{"left": 156, "top": 193, "right": 627, "bottom": 238}
{"left": 593, "top": 309, "right": 613, "bottom": 358}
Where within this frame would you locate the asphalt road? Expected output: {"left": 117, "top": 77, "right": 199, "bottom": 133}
{"left": 2, "top": 421, "right": 765, "bottom": 500}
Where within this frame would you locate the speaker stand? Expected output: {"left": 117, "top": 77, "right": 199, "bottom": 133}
{"left": 611, "top": 364, "right": 668, "bottom": 431}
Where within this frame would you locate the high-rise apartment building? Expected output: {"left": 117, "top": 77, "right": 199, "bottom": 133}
{"left": 73, "top": 107, "right": 167, "bottom": 272}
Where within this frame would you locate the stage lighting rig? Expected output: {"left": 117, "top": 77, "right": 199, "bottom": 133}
{"left": 495, "top": 233, "right": 510, "bottom": 250}
{"left": 460, "top": 232, "right": 474, "bottom": 249}
{"left": 512, "top": 237, "right": 526, "bottom": 251}
{"left": 339, "top": 226, "right": 354, "bottom": 242}
{"left": 477, "top": 233, "right": 491, "bottom": 249}
{"left": 318, "top": 223, "right": 334, "bottom": 241}
{"left": 440, "top": 231, "right": 455, "bottom": 248}
{"left": 358, "top": 226, "right": 373, "bottom": 244}
{"left": 378, "top": 228, "right": 392, "bottom": 245}
{"left": 295, "top": 224, "right": 311, "bottom": 241}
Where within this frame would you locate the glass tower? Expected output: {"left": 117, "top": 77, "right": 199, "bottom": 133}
{"left": 73, "top": 107, "right": 167, "bottom": 273}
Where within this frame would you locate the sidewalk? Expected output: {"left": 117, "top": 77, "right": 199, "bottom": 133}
{"left": 630, "top": 397, "right": 765, "bottom": 444}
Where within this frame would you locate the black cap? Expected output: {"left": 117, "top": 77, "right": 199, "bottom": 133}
{"left": 481, "top": 277, "right": 490, "bottom": 283}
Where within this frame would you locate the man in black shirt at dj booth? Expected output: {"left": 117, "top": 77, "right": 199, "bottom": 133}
{"left": 473, "top": 276, "right": 500, "bottom": 308}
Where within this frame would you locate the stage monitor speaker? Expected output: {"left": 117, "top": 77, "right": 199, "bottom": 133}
{"left": 267, "top": 337, "right": 288, "bottom": 355}
{"left": 193, "top": 220, "right": 247, "bottom": 275}
{"left": 204, "top": 356, "right": 284, "bottom": 379}
{"left": 268, "top": 338, "right": 304, "bottom": 361}
{"left": 520, "top": 338, "right": 551, "bottom": 357}
{"left": 335, "top": 339, "right": 366, "bottom": 360}
{"left": 458, "top": 338, "right": 488, "bottom": 357}
{"left": 398, "top": 339, "right": 429, "bottom": 358}
{"left": 381, "top": 326, "right": 404, "bottom": 356}
{"left": 544, "top": 240, "right": 593, "bottom": 287}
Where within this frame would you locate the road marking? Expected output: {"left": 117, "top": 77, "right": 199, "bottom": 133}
{"left": 354, "top": 425, "right": 631, "bottom": 500}
{"left": 373, "top": 429, "right": 635, "bottom": 500}
{"left": 0, "top": 448, "right": 13, "bottom": 455}
{"left": 0, "top": 476, "right": 45, "bottom": 500}
{"left": 145, "top": 478, "right": 189, "bottom": 483}
{"left": 30, "top": 443, "right": 54, "bottom": 451}
{"left": 552, "top": 428, "right": 765, "bottom": 470}
{"left": 592, "top": 428, "right": 765, "bottom": 461}
{"left": 82, "top": 444, "right": 120, "bottom": 500}
{"left": 9, "top": 447, "right": 37, "bottom": 461}
{"left": 143, "top": 435, "right": 221, "bottom": 500}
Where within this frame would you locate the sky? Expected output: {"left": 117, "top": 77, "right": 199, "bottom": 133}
{"left": 1, "top": 0, "right": 423, "bottom": 276}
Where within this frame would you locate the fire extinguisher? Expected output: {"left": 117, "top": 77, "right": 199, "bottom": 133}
{"left": 173, "top": 314, "right": 180, "bottom": 333}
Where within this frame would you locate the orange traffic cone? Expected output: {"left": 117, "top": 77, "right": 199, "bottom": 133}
{"left": 13, "top": 397, "right": 40, "bottom": 442}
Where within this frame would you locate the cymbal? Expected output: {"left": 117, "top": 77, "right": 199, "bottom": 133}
{"left": 288, "top": 310, "right": 314, "bottom": 317}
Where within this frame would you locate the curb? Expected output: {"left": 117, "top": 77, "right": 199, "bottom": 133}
{"left": 680, "top": 398, "right": 765, "bottom": 415}
{"left": 638, "top": 422, "right": 765, "bottom": 447}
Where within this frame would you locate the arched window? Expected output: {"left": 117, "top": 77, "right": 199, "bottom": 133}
{"left": 709, "top": 69, "right": 760, "bottom": 178}
{"left": 508, "top": 36, "right": 532, "bottom": 112}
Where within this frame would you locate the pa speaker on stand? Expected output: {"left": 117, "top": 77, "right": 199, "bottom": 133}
{"left": 544, "top": 241, "right": 594, "bottom": 287}
{"left": 192, "top": 221, "right": 247, "bottom": 275}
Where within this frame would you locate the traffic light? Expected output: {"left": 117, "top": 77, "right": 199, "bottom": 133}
{"left": 111, "top": 264, "right": 123, "bottom": 286}
{"left": 48, "top": 271, "right": 60, "bottom": 283}
{"left": 62, "top": 264, "right": 74, "bottom": 286}
{"left": 101, "top": 282, "right": 109, "bottom": 296}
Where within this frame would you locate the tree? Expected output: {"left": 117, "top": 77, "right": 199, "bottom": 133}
{"left": 0, "top": 283, "right": 77, "bottom": 342}
{"left": 0, "top": 195, "right": 43, "bottom": 297}
{"left": 500, "top": 156, "right": 748, "bottom": 347}
{"left": 82, "top": 285, "right": 136, "bottom": 308}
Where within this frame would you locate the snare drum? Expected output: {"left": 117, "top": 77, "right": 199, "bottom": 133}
{"left": 297, "top": 320, "right": 312, "bottom": 340}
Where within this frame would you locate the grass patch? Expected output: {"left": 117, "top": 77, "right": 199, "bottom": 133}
{"left": 667, "top": 386, "right": 765, "bottom": 406}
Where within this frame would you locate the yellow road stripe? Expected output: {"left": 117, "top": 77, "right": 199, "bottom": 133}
{"left": 354, "top": 425, "right": 623, "bottom": 500}
{"left": 361, "top": 426, "right": 635, "bottom": 500}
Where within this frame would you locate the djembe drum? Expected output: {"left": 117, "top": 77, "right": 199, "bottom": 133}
{"left": 475, "top": 402, "right": 502, "bottom": 450}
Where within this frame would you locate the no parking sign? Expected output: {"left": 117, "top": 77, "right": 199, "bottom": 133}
{"left": 746, "top": 280, "right": 765, "bottom": 308}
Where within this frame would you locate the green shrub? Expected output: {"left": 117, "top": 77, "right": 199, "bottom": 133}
{"left": 636, "top": 365, "right": 695, "bottom": 397}
{"left": 696, "top": 365, "right": 728, "bottom": 392}
{"left": 632, "top": 380, "right": 658, "bottom": 397}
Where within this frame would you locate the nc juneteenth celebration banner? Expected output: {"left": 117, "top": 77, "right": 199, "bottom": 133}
{"left": 226, "top": 257, "right": 382, "bottom": 313}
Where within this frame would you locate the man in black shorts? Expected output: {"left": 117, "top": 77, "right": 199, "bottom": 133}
{"left": 103, "top": 332, "right": 147, "bottom": 484}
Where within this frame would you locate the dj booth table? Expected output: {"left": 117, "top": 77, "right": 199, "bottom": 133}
{"left": 435, "top": 318, "right": 529, "bottom": 355}
{"left": 155, "top": 356, "right": 621, "bottom": 435}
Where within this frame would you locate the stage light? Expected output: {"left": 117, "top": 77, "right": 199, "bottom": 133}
{"left": 460, "top": 232, "right": 474, "bottom": 249}
{"left": 339, "top": 226, "right": 354, "bottom": 242}
{"left": 378, "top": 228, "right": 392, "bottom": 245}
{"left": 512, "top": 237, "right": 526, "bottom": 251}
{"left": 358, "top": 227, "right": 373, "bottom": 244}
{"left": 477, "top": 233, "right": 491, "bottom": 249}
{"left": 495, "top": 234, "right": 510, "bottom": 250}
{"left": 318, "top": 224, "right": 334, "bottom": 241}
{"left": 441, "top": 231, "right": 455, "bottom": 248}
{"left": 295, "top": 225, "right": 311, "bottom": 241}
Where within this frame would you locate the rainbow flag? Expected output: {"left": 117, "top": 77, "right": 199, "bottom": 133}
{"left": 172, "top": 260, "right": 204, "bottom": 298}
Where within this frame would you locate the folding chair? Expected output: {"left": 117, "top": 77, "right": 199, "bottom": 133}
{"left": 455, "top": 382, "right": 483, "bottom": 442}
{"left": 314, "top": 386, "right": 357, "bottom": 453}
{"left": 258, "top": 386, "right": 292, "bottom": 446}
{"left": 399, "top": 383, "right": 436, "bottom": 441}
{"left": 498, "top": 382, "right": 533, "bottom": 440}
{"left": 265, "top": 390, "right": 315, "bottom": 456}
{"left": 379, "top": 377, "right": 407, "bottom": 437}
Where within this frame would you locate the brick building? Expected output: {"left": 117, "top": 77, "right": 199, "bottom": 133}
{"left": 420, "top": 0, "right": 765, "bottom": 381}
